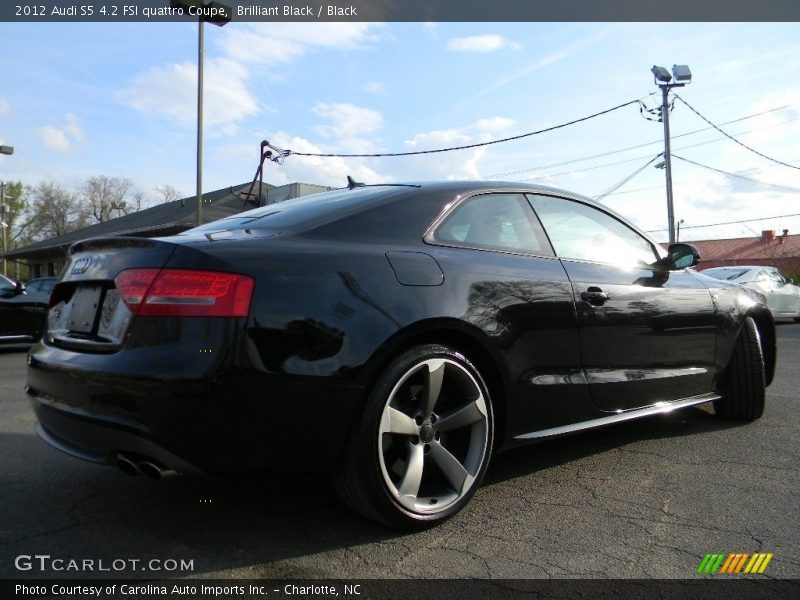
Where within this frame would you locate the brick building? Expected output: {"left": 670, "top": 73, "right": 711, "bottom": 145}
{"left": 689, "top": 230, "right": 800, "bottom": 277}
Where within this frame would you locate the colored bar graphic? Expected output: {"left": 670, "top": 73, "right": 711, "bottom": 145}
{"left": 719, "top": 554, "right": 736, "bottom": 574}
{"left": 733, "top": 553, "right": 749, "bottom": 573}
{"left": 702, "top": 552, "right": 773, "bottom": 575}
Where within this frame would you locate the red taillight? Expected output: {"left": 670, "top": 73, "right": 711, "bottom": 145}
{"left": 114, "top": 269, "right": 254, "bottom": 317}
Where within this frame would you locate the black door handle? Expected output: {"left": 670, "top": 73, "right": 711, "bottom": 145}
{"left": 580, "top": 287, "right": 610, "bottom": 306}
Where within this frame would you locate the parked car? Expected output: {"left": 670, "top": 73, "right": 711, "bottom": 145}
{"left": 25, "top": 276, "right": 57, "bottom": 296}
{"left": 27, "top": 182, "right": 776, "bottom": 528}
{"left": 0, "top": 274, "right": 50, "bottom": 344}
{"left": 701, "top": 265, "right": 800, "bottom": 322}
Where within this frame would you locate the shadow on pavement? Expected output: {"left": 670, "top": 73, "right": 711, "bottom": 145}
{"left": 0, "top": 402, "right": 746, "bottom": 579}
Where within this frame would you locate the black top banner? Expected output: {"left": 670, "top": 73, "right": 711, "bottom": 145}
{"left": 3, "top": 0, "right": 800, "bottom": 23}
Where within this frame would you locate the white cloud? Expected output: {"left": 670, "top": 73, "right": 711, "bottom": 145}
{"left": 363, "top": 81, "right": 388, "bottom": 96}
{"left": 0, "top": 99, "right": 11, "bottom": 117}
{"left": 116, "top": 58, "right": 258, "bottom": 134}
{"left": 312, "top": 103, "right": 383, "bottom": 139}
{"left": 422, "top": 22, "right": 438, "bottom": 38}
{"left": 401, "top": 129, "right": 490, "bottom": 180}
{"left": 222, "top": 23, "right": 381, "bottom": 67}
{"left": 37, "top": 114, "right": 85, "bottom": 153}
{"left": 474, "top": 116, "right": 515, "bottom": 132}
{"left": 118, "top": 23, "right": 381, "bottom": 134}
{"left": 447, "top": 34, "right": 520, "bottom": 53}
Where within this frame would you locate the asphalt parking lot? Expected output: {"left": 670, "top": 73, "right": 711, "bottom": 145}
{"left": 1, "top": 326, "right": 798, "bottom": 580}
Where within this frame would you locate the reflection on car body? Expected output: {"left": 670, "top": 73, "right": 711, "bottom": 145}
{"left": 26, "top": 181, "right": 776, "bottom": 528}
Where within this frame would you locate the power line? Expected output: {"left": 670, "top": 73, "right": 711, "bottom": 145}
{"left": 264, "top": 99, "right": 645, "bottom": 161}
{"left": 518, "top": 114, "right": 800, "bottom": 184}
{"left": 603, "top": 153, "right": 800, "bottom": 197}
{"left": 594, "top": 154, "right": 663, "bottom": 200}
{"left": 479, "top": 102, "right": 795, "bottom": 181}
{"left": 671, "top": 155, "right": 800, "bottom": 194}
{"left": 645, "top": 212, "right": 800, "bottom": 233}
{"left": 675, "top": 95, "right": 800, "bottom": 171}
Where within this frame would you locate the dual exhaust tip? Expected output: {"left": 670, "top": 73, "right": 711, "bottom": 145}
{"left": 116, "top": 454, "right": 176, "bottom": 480}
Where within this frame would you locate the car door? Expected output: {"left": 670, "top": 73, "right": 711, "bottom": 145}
{"left": 0, "top": 275, "right": 16, "bottom": 336}
{"left": 527, "top": 194, "right": 718, "bottom": 412}
{"left": 0, "top": 276, "right": 45, "bottom": 339}
{"left": 428, "top": 191, "right": 594, "bottom": 435}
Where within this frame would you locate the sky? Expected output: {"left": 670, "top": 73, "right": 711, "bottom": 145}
{"left": 1, "top": 21, "right": 799, "bottom": 243}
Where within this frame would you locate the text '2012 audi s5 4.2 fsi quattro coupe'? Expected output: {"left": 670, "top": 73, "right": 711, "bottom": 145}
{"left": 27, "top": 181, "right": 776, "bottom": 528}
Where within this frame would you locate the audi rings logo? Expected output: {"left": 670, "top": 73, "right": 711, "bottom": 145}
{"left": 70, "top": 257, "right": 93, "bottom": 275}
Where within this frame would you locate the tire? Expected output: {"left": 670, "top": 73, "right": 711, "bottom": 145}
{"left": 714, "top": 317, "right": 766, "bottom": 421}
{"left": 333, "top": 344, "right": 494, "bottom": 529}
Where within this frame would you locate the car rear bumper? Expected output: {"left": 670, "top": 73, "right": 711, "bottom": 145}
{"left": 32, "top": 398, "right": 202, "bottom": 474}
{"left": 27, "top": 342, "right": 365, "bottom": 476}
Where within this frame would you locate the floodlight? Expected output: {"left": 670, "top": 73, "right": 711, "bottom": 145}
{"left": 651, "top": 65, "right": 672, "bottom": 83}
{"left": 672, "top": 64, "right": 692, "bottom": 83}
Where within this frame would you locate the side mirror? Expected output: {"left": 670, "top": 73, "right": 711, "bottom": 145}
{"left": 15, "top": 281, "right": 25, "bottom": 295}
{"left": 667, "top": 243, "right": 700, "bottom": 270}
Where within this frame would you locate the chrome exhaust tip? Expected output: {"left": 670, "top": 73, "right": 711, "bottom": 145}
{"left": 138, "top": 461, "right": 177, "bottom": 480}
{"left": 117, "top": 455, "right": 139, "bottom": 476}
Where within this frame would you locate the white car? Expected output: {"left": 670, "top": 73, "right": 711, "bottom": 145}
{"left": 701, "top": 265, "right": 800, "bottom": 322}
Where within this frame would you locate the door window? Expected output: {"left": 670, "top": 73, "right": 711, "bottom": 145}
{"left": 527, "top": 195, "right": 658, "bottom": 266}
{"left": 434, "top": 193, "right": 553, "bottom": 256}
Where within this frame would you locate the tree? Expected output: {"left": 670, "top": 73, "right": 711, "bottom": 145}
{"left": 26, "top": 181, "right": 88, "bottom": 239}
{"left": 155, "top": 184, "right": 182, "bottom": 203}
{"left": 1, "top": 180, "right": 28, "bottom": 248}
{"left": 81, "top": 175, "right": 133, "bottom": 223}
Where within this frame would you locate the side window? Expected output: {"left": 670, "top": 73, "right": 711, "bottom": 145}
{"left": 434, "top": 193, "right": 553, "bottom": 256}
{"left": 766, "top": 269, "right": 784, "bottom": 283}
{"left": 527, "top": 194, "right": 658, "bottom": 265}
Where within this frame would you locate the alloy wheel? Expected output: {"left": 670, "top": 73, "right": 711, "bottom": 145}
{"left": 377, "top": 358, "right": 489, "bottom": 514}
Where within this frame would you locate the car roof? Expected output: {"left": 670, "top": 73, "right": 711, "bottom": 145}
{"left": 182, "top": 180, "right": 662, "bottom": 252}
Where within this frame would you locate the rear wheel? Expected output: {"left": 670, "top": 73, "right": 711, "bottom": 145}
{"left": 715, "top": 317, "right": 765, "bottom": 421}
{"left": 333, "top": 345, "right": 493, "bottom": 528}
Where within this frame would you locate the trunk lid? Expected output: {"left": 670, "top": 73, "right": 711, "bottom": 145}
{"left": 47, "top": 237, "right": 179, "bottom": 352}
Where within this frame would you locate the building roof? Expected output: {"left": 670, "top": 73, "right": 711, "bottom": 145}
{"left": 689, "top": 232, "right": 800, "bottom": 263}
{"left": 7, "top": 181, "right": 331, "bottom": 261}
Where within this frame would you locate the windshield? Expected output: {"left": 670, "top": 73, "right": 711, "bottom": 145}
{"left": 183, "top": 186, "right": 403, "bottom": 235}
{"left": 702, "top": 268, "right": 750, "bottom": 281}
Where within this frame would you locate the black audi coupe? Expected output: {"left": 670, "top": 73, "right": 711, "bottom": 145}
{"left": 27, "top": 181, "right": 775, "bottom": 528}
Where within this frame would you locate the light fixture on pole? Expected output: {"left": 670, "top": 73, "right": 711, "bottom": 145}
{"left": 651, "top": 64, "right": 691, "bottom": 245}
{"left": 0, "top": 146, "right": 14, "bottom": 156}
{"left": 170, "top": 0, "right": 232, "bottom": 227}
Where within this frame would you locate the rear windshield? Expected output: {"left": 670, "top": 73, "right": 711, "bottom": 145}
{"left": 183, "top": 186, "right": 403, "bottom": 235}
{"left": 702, "top": 268, "right": 749, "bottom": 281}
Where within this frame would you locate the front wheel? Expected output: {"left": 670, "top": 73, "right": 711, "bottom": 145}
{"left": 714, "top": 317, "right": 766, "bottom": 421}
{"left": 333, "top": 345, "right": 494, "bottom": 528}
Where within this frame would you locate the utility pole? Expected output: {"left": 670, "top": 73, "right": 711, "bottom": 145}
{"left": 651, "top": 64, "right": 692, "bottom": 245}
{"left": 170, "top": 0, "right": 232, "bottom": 227}
{"left": 0, "top": 146, "right": 12, "bottom": 277}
